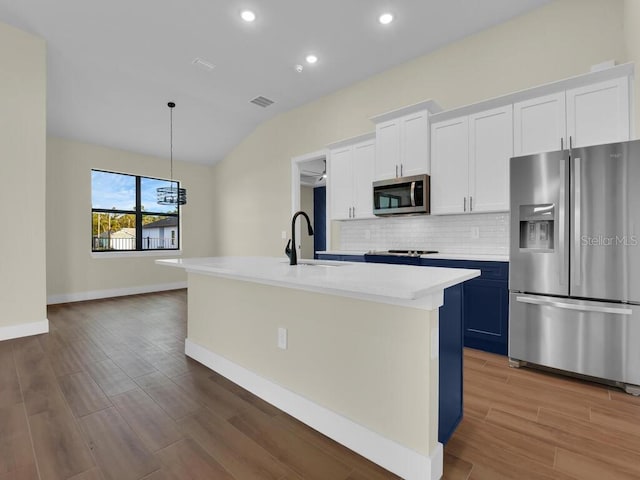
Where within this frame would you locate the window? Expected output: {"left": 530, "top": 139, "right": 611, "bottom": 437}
{"left": 91, "top": 170, "right": 180, "bottom": 252}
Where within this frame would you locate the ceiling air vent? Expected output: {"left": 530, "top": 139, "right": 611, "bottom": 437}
{"left": 250, "top": 96, "right": 275, "bottom": 108}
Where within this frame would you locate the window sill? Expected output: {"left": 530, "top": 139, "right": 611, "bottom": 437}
{"left": 91, "top": 250, "right": 183, "bottom": 259}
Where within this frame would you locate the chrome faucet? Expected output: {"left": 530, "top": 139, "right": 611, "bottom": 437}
{"left": 286, "top": 210, "right": 314, "bottom": 265}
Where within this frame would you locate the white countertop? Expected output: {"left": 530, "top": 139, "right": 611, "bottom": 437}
{"left": 157, "top": 256, "right": 480, "bottom": 311}
{"left": 316, "top": 250, "right": 509, "bottom": 262}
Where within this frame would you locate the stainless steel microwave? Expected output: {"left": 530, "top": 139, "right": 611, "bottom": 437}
{"left": 373, "top": 174, "right": 430, "bottom": 216}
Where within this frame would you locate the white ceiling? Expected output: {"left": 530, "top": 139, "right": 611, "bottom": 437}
{"left": 0, "top": 0, "right": 551, "bottom": 165}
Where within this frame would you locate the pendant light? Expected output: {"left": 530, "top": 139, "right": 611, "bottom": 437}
{"left": 157, "top": 101, "right": 187, "bottom": 205}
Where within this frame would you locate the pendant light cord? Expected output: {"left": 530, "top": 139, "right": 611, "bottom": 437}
{"left": 169, "top": 102, "right": 174, "bottom": 183}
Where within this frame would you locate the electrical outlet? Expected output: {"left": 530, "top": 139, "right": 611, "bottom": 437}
{"left": 277, "top": 327, "right": 288, "bottom": 350}
{"left": 281, "top": 230, "right": 287, "bottom": 239}
{"left": 471, "top": 227, "right": 480, "bottom": 239}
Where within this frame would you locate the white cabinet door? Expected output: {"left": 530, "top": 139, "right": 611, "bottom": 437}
{"left": 469, "top": 105, "right": 513, "bottom": 213}
{"left": 352, "top": 140, "right": 375, "bottom": 219}
{"left": 513, "top": 92, "right": 566, "bottom": 156}
{"left": 329, "top": 147, "right": 353, "bottom": 220}
{"left": 430, "top": 116, "right": 469, "bottom": 215}
{"left": 567, "top": 77, "right": 630, "bottom": 148}
{"left": 401, "top": 110, "right": 429, "bottom": 177}
{"left": 375, "top": 119, "right": 400, "bottom": 180}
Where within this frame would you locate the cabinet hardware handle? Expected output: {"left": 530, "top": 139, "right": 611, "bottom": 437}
{"left": 574, "top": 157, "right": 581, "bottom": 286}
{"left": 569, "top": 135, "right": 573, "bottom": 150}
{"left": 516, "top": 296, "right": 632, "bottom": 315}
{"left": 400, "top": 164, "right": 403, "bottom": 176}
{"left": 463, "top": 197, "right": 466, "bottom": 212}
{"left": 352, "top": 206, "right": 355, "bottom": 218}
{"left": 559, "top": 159, "right": 567, "bottom": 286}
{"left": 395, "top": 165, "right": 398, "bottom": 177}
{"left": 561, "top": 137, "right": 564, "bottom": 151}
{"left": 470, "top": 196, "right": 473, "bottom": 211}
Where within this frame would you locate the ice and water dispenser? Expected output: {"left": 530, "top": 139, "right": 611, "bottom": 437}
{"left": 518, "top": 204, "right": 555, "bottom": 251}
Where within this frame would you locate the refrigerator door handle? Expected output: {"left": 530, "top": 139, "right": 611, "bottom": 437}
{"left": 515, "top": 296, "right": 632, "bottom": 315}
{"left": 559, "top": 159, "right": 566, "bottom": 286}
{"left": 574, "top": 157, "right": 582, "bottom": 286}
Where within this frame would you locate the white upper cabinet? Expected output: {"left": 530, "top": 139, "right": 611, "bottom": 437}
{"left": 371, "top": 100, "right": 442, "bottom": 181}
{"left": 328, "top": 134, "right": 375, "bottom": 221}
{"left": 514, "top": 76, "right": 630, "bottom": 156}
{"left": 400, "top": 110, "right": 430, "bottom": 177}
{"left": 566, "top": 77, "right": 630, "bottom": 148}
{"left": 431, "top": 106, "right": 513, "bottom": 215}
{"left": 469, "top": 106, "right": 514, "bottom": 213}
{"left": 329, "top": 146, "right": 353, "bottom": 221}
{"left": 352, "top": 140, "right": 375, "bottom": 219}
{"left": 514, "top": 92, "right": 566, "bottom": 156}
{"left": 431, "top": 117, "right": 469, "bottom": 215}
{"left": 374, "top": 120, "right": 401, "bottom": 180}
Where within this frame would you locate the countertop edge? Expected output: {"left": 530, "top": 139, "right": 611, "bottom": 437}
{"left": 156, "top": 257, "right": 480, "bottom": 311}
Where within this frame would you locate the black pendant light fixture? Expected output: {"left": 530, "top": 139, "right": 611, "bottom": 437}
{"left": 157, "top": 101, "right": 187, "bottom": 205}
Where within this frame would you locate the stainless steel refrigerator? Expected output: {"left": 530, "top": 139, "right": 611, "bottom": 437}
{"left": 509, "top": 139, "right": 640, "bottom": 395}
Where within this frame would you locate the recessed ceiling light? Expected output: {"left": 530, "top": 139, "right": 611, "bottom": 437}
{"left": 305, "top": 54, "right": 318, "bottom": 65}
{"left": 379, "top": 13, "right": 394, "bottom": 25}
{"left": 241, "top": 10, "right": 256, "bottom": 22}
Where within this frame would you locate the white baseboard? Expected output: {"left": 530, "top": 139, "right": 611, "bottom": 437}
{"left": 185, "top": 339, "right": 443, "bottom": 480}
{"left": 0, "top": 319, "right": 49, "bottom": 342}
{"left": 47, "top": 281, "right": 187, "bottom": 305}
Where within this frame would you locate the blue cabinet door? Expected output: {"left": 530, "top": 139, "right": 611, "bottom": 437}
{"left": 463, "top": 278, "right": 509, "bottom": 355}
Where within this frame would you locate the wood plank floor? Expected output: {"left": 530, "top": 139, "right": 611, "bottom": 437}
{"left": 0, "top": 290, "right": 638, "bottom": 479}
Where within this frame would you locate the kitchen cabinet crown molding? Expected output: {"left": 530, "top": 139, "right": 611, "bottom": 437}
{"left": 326, "top": 131, "right": 375, "bottom": 150}
{"left": 370, "top": 99, "right": 443, "bottom": 124}
{"left": 430, "top": 62, "right": 634, "bottom": 124}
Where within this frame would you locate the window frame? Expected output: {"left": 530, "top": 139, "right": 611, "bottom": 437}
{"left": 91, "top": 169, "right": 181, "bottom": 253}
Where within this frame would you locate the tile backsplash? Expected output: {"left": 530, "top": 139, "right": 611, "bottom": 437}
{"left": 339, "top": 213, "right": 510, "bottom": 255}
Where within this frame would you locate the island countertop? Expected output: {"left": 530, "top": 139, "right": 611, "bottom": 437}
{"left": 157, "top": 256, "right": 480, "bottom": 310}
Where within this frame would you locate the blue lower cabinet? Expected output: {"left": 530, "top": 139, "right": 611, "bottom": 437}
{"left": 438, "top": 284, "right": 464, "bottom": 444}
{"left": 421, "top": 259, "right": 509, "bottom": 355}
{"left": 316, "top": 254, "right": 365, "bottom": 262}
{"left": 463, "top": 278, "right": 509, "bottom": 355}
{"left": 316, "top": 254, "right": 342, "bottom": 261}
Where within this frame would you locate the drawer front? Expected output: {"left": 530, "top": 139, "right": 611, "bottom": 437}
{"left": 420, "top": 259, "right": 508, "bottom": 280}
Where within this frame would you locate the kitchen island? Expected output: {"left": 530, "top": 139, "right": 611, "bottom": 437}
{"left": 157, "top": 256, "right": 479, "bottom": 480}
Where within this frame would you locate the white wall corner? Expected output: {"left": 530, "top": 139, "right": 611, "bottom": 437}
{"left": 0, "top": 319, "right": 49, "bottom": 342}
{"left": 185, "top": 338, "right": 443, "bottom": 480}
{"left": 47, "top": 281, "right": 187, "bottom": 305}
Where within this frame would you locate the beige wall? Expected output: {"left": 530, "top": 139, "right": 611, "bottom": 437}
{"left": 46, "top": 137, "right": 216, "bottom": 300}
{"left": 188, "top": 273, "right": 439, "bottom": 455}
{"left": 211, "top": 0, "right": 629, "bottom": 256}
{"left": 625, "top": 0, "right": 640, "bottom": 137}
{"left": 0, "top": 22, "right": 47, "bottom": 329}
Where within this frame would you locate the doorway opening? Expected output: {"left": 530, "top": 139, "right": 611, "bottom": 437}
{"left": 291, "top": 151, "right": 329, "bottom": 260}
